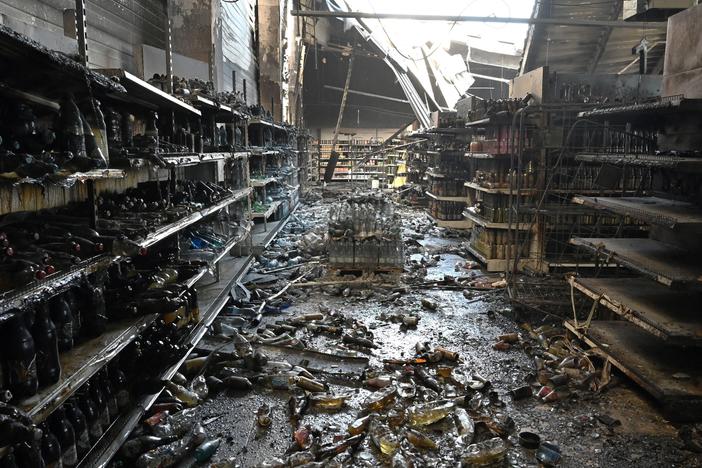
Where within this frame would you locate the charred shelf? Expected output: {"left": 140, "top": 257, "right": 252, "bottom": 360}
{"left": 464, "top": 181, "right": 537, "bottom": 195}
{"left": 162, "top": 151, "right": 249, "bottom": 168}
{"left": 466, "top": 243, "right": 541, "bottom": 273}
{"left": 576, "top": 96, "right": 702, "bottom": 123}
{"left": 160, "top": 154, "right": 202, "bottom": 167}
{"left": 570, "top": 276, "right": 702, "bottom": 346}
{"left": 137, "top": 187, "right": 251, "bottom": 248}
{"left": 19, "top": 313, "right": 159, "bottom": 423}
{"left": 574, "top": 153, "right": 702, "bottom": 173}
{"left": 208, "top": 224, "right": 252, "bottom": 267}
{"left": 570, "top": 237, "right": 702, "bottom": 288}
{"left": 572, "top": 196, "right": 702, "bottom": 229}
{"left": 252, "top": 201, "right": 282, "bottom": 220}
{"left": 96, "top": 69, "right": 201, "bottom": 116}
{"left": 426, "top": 191, "right": 467, "bottom": 203}
{"left": 565, "top": 320, "right": 702, "bottom": 422}
{"left": 463, "top": 208, "right": 532, "bottom": 231}
{"left": 464, "top": 152, "right": 511, "bottom": 159}
{"left": 0, "top": 255, "right": 112, "bottom": 317}
{"left": 251, "top": 177, "right": 277, "bottom": 187}
{"left": 77, "top": 255, "right": 254, "bottom": 468}
{"left": 0, "top": 190, "right": 251, "bottom": 316}
{"left": 248, "top": 117, "right": 287, "bottom": 131}
{"left": 0, "top": 168, "right": 126, "bottom": 187}
{"left": 249, "top": 148, "right": 280, "bottom": 156}
{"left": 427, "top": 213, "right": 472, "bottom": 230}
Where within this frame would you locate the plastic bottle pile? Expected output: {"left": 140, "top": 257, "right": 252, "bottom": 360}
{"left": 327, "top": 195, "right": 404, "bottom": 269}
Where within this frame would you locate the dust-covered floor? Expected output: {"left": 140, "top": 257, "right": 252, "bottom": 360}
{"left": 169, "top": 187, "right": 702, "bottom": 468}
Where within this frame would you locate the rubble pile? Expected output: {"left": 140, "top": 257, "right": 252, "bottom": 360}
{"left": 106, "top": 188, "right": 702, "bottom": 467}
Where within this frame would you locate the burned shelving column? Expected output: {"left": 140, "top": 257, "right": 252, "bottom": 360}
{"left": 480, "top": 68, "right": 663, "bottom": 310}
{"left": 296, "top": 129, "right": 311, "bottom": 194}
{"left": 248, "top": 116, "right": 302, "bottom": 244}
{"left": 420, "top": 115, "right": 473, "bottom": 230}
{"left": 560, "top": 8, "right": 702, "bottom": 420}
{"left": 425, "top": 149, "right": 471, "bottom": 229}
{"left": 0, "top": 25, "right": 268, "bottom": 468}
{"left": 564, "top": 95, "right": 702, "bottom": 420}
{"left": 402, "top": 138, "right": 436, "bottom": 206}
{"left": 459, "top": 96, "right": 542, "bottom": 272}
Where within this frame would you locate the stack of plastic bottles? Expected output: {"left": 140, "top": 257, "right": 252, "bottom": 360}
{"left": 327, "top": 194, "right": 403, "bottom": 270}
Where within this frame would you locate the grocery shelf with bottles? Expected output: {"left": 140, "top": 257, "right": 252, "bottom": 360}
{"left": 0, "top": 25, "right": 308, "bottom": 467}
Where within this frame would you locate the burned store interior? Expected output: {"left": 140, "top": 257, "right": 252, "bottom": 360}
{"left": 1, "top": 0, "right": 702, "bottom": 467}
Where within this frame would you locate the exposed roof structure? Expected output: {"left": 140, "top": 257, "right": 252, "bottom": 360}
{"left": 302, "top": 1, "right": 524, "bottom": 129}
{"left": 520, "top": 0, "right": 668, "bottom": 75}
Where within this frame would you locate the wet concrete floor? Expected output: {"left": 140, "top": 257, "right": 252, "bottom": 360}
{"left": 194, "top": 190, "right": 701, "bottom": 468}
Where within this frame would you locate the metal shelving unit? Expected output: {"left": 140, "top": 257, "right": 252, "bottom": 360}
{"left": 77, "top": 255, "right": 254, "bottom": 468}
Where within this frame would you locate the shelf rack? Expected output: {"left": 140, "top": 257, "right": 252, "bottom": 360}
{"left": 428, "top": 213, "right": 473, "bottom": 230}
{"left": 570, "top": 237, "right": 702, "bottom": 288}
{"left": 569, "top": 276, "right": 702, "bottom": 346}
{"left": 0, "top": 255, "right": 113, "bottom": 317}
{"left": 0, "top": 24, "right": 308, "bottom": 465}
{"left": 77, "top": 254, "right": 255, "bottom": 468}
{"left": 19, "top": 314, "right": 158, "bottom": 423}
{"left": 574, "top": 153, "right": 702, "bottom": 173}
{"left": 96, "top": 69, "right": 201, "bottom": 116}
{"left": 426, "top": 191, "right": 466, "bottom": 202}
{"left": 464, "top": 181, "right": 537, "bottom": 195}
{"left": 137, "top": 187, "right": 251, "bottom": 249}
{"left": 565, "top": 320, "right": 702, "bottom": 421}
{"left": 462, "top": 207, "right": 533, "bottom": 230}
{"left": 572, "top": 195, "right": 702, "bottom": 229}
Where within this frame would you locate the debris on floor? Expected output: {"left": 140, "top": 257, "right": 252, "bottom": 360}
{"left": 111, "top": 189, "right": 702, "bottom": 467}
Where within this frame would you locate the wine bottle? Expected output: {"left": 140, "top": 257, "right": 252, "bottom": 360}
{"left": 78, "top": 283, "right": 106, "bottom": 338}
{"left": 3, "top": 312, "right": 39, "bottom": 399}
{"left": 64, "top": 400, "right": 90, "bottom": 460}
{"left": 60, "top": 95, "right": 86, "bottom": 160}
{"left": 77, "top": 386, "right": 102, "bottom": 444}
{"left": 49, "top": 407, "right": 77, "bottom": 467}
{"left": 39, "top": 423, "right": 62, "bottom": 468}
{"left": 49, "top": 295, "right": 73, "bottom": 352}
{"left": 89, "top": 380, "right": 110, "bottom": 429}
{"left": 32, "top": 304, "right": 61, "bottom": 387}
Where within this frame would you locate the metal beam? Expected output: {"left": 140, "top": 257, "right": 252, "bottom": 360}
{"left": 330, "top": 55, "right": 354, "bottom": 152}
{"left": 291, "top": 10, "right": 656, "bottom": 28}
{"left": 519, "top": 0, "right": 545, "bottom": 75}
{"left": 588, "top": 0, "right": 622, "bottom": 73}
{"left": 324, "top": 85, "right": 410, "bottom": 104}
{"left": 618, "top": 41, "right": 664, "bottom": 74}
